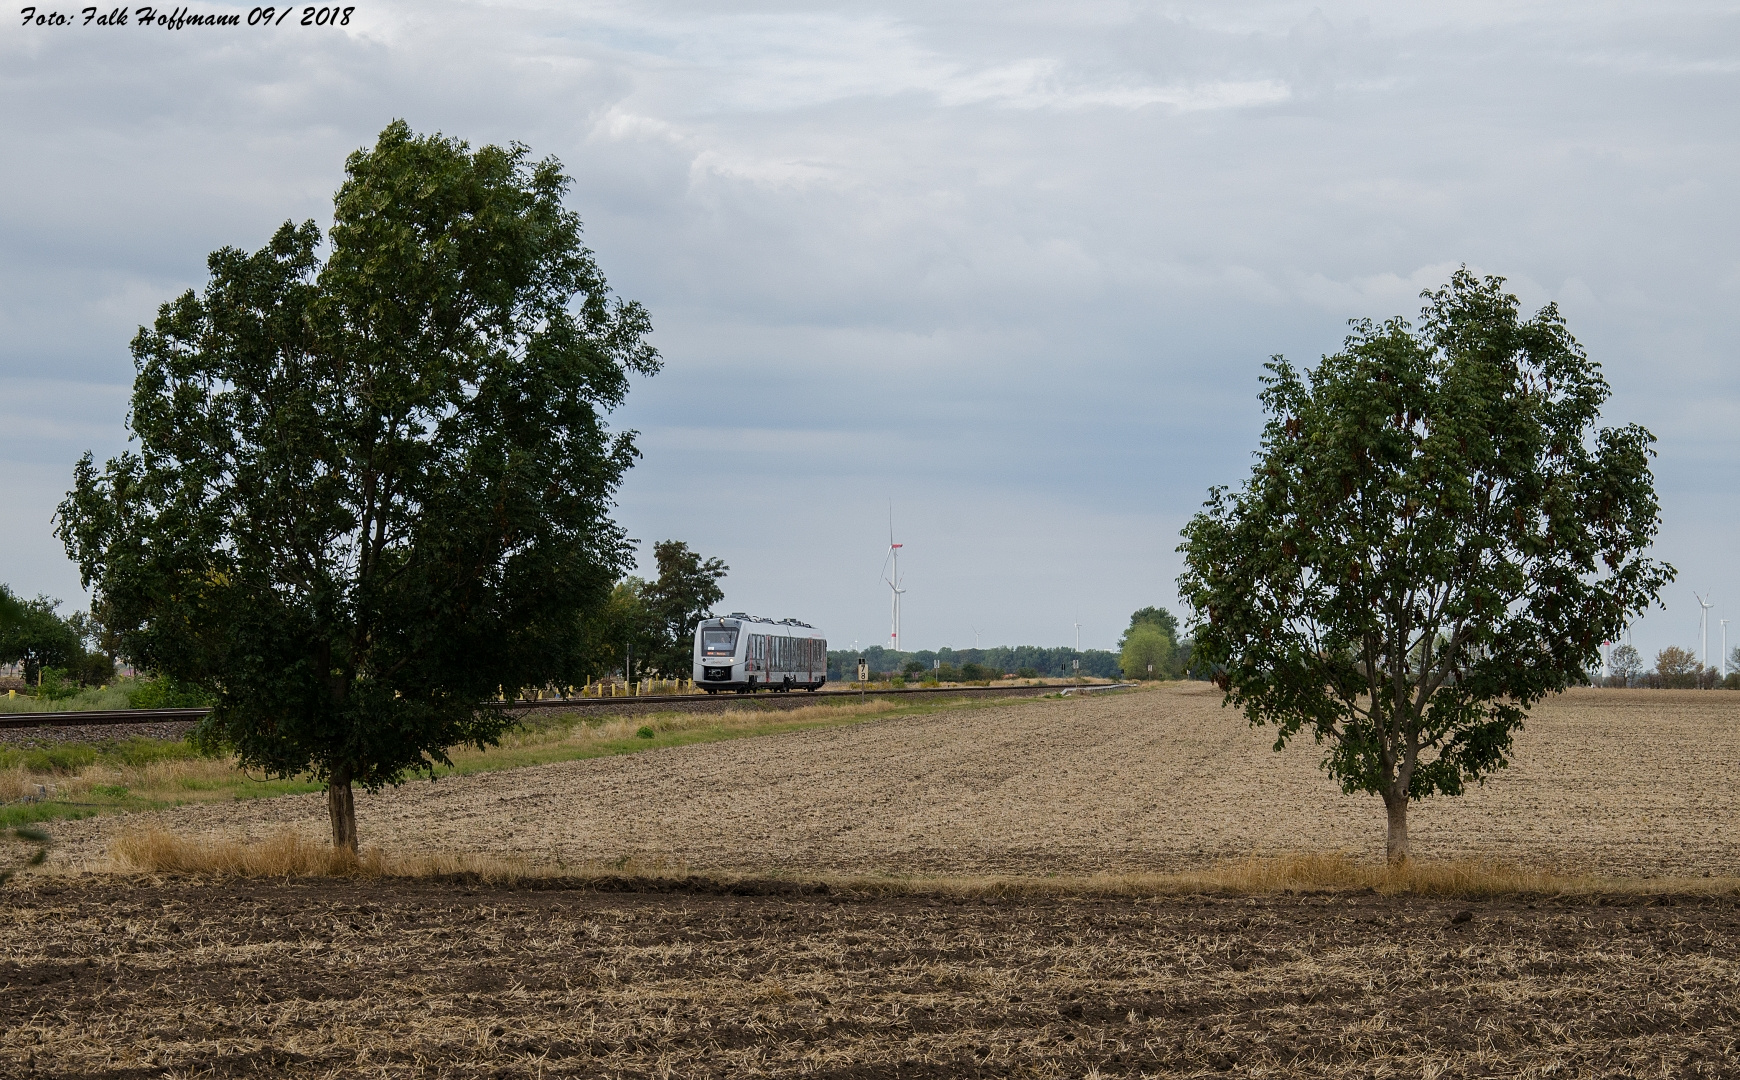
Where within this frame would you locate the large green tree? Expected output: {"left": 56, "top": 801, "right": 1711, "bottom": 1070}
{"left": 1119, "top": 624, "right": 1172, "bottom": 681}
{"left": 58, "top": 122, "right": 658, "bottom": 850}
{"left": 0, "top": 586, "right": 82, "bottom": 686}
{"left": 642, "top": 540, "right": 728, "bottom": 675}
{"left": 1178, "top": 270, "right": 1672, "bottom": 862}
{"left": 1119, "top": 606, "right": 1181, "bottom": 678}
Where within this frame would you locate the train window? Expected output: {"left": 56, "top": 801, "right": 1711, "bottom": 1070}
{"left": 701, "top": 629, "right": 738, "bottom": 656}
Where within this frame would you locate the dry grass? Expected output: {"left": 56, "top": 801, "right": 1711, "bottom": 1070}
{"left": 477, "top": 695, "right": 904, "bottom": 756}
{"left": 0, "top": 764, "right": 38, "bottom": 804}
{"left": 5, "top": 696, "right": 919, "bottom": 832}
{"left": 111, "top": 826, "right": 541, "bottom": 883}
{"left": 102, "top": 825, "right": 1740, "bottom": 899}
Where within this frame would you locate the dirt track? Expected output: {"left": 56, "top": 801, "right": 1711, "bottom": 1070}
{"left": 42, "top": 684, "right": 1740, "bottom": 877}
{"left": 5, "top": 877, "right": 1739, "bottom": 1079}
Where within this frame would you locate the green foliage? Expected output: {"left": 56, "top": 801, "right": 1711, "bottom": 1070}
{"left": 34, "top": 668, "right": 84, "bottom": 702}
{"left": 0, "top": 680, "right": 135, "bottom": 715}
{"left": 1120, "top": 625, "right": 1172, "bottom": 680}
{"left": 126, "top": 675, "right": 213, "bottom": 709}
{"left": 0, "top": 586, "right": 81, "bottom": 685}
{"left": 642, "top": 541, "right": 727, "bottom": 675}
{"left": 0, "top": 803, "right": 95, "bottom": 829}
{"left": 1120, "top": 606, "right": 1179, "bottom": 646}
{"left": 1119, "top": 606, "right": 1186, "bottom": 678}
{"left": 8, "top": 743, "right": 98, "bottom": 774}
{"left": 635, "top": 725, "right": 656, "bottom": 739}
{"left": 1017, "top": 666, "right": 1039, "bottom": 679}
{"left": 581, "top": 541, "right": 727, "bottom": 680}
{"left": 839, "top": 645, "right": 1120, "bottom": 681}
{"left": 0, "top": 735, "right": 200, "bottom": 775}
{"left": 1178, "top": 270, "right": 1672, "bottom": 849}
{"left": 0, "top": 586, "right": 117, "bottom": 690}
{"left": 55, "top": 122, "right": 657, "bottom": 817}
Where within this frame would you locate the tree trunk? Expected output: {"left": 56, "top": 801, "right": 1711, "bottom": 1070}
{"left": 327, "top": 769, "right": 358, "bottom": 853}
{"left": 1384, "top": 794, "right": 1409, "bottom": 864}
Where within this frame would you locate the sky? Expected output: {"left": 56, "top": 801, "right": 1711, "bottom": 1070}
{"left": 2, "top": 1, "right": 1736, "bottom": 659}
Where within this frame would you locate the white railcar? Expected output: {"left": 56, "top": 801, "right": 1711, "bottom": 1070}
{"left": 693, "top": 613, "right": 827, "bottom": 693}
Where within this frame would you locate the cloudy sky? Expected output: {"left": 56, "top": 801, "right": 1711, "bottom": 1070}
{"left": 3, "top": 1, "right": 1736, "bottom": 658}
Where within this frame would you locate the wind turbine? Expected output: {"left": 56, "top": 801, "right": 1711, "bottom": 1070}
{"left": 881, "top": 505, "right": 905, "bottom": 653}
{"left": 972, "top": 625, "right": 982, "bottom": 650}
{"left": 1697, "top": 592, "right": 1714, "bottom": 678}
{"left": 1723, "top": 619, "right": 1730, "bottom": 681}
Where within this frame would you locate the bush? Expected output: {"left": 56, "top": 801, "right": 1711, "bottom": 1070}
{"left": 18, "top": 743, "right": 99, "bottom": 774}
{"left": 1017, "top": 667, "right": 1039, "bottom": 679}
{"left": 127, "top": 676, "right": 212, "bottom": 709}
{"left": 0, "top": 734, "right": 199, "bottom": 775}
{"left": 35, "top": 668, "right": 84, "bottom": 702}
{"left": 635, "top": 725, "right": 655, "bottom": 739}
{"left": 71, "top": 651, "right": 116, "bottom": 687}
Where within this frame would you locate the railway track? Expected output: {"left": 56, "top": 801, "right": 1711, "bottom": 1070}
{"left": 0, "top": 682, "right": 1131, "bottom": 730}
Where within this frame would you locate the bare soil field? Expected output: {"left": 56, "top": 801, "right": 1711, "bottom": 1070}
{"left": 40, "top": 683, "right": 1740, "bottom": 877}
{"left": 5, "top": 876, "right": 1739, "bottom": 1078}
{"left": 12, "top": 687, "right": 1740, "bottom": 1077}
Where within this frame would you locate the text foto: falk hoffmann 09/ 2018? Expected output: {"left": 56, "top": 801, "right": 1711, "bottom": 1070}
{"left": 20, "top": 6, "right": 355, "bottom": 28}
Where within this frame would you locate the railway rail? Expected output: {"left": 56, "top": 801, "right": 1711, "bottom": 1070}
{"left": 0, "top": 682, "right": 1132, "bottom": 730}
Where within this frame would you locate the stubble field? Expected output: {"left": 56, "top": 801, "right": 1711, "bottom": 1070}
{"left": 40, "top": 682, "right": 1740, "bottom": 877}
{"left": 10, "top": 684, "right": 1740, "bottom": 1078}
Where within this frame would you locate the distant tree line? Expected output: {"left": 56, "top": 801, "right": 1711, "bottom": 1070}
{"left": 830, "top": 645, "right": 1121, "bottom": 682}
{"left": 1602, "top": 643, "right": 1740, "bottom": 689}
{"left": 0, "top": 584, "right": 117, "bottom": 692}
{"left": 829, "top": 606, "right": 1199, "bottom": 682}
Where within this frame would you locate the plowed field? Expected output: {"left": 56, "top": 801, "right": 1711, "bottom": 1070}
{"left": 6, "top": 878, "right": 1740, "bottom": 1078}
{"left": 42, "top": 683, "right": 1740, "bottom": 876}
{"left": 14, "top": 686, "right": 1740, "bottom": 1077}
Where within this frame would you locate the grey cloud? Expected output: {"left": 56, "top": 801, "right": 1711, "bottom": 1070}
{"left": 1, "top": 0, "right": 1735, "bottom": 655}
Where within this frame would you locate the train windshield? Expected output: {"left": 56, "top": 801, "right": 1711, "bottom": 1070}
{"left": 701, "top": 629, "right": 739, "bottom": 656}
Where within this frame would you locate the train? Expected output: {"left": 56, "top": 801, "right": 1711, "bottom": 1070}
{"left": 692, "top": 613, "right": 828, "bottom": 693}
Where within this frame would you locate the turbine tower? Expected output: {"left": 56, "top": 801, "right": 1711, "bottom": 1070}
{"left": 1698, "top": 592, "right": 1714, "bottom": 677}
{"left": 882, "top": 506, "right": 905, "bottom": 652}
{"left": 1724, "top": 619, "right": 1730, "bottom": 681}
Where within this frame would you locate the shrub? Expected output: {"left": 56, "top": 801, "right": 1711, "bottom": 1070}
{"left": 635, "top": 725, "right": 655, "bottom": 739}
{"left": 127, "top": 676, "right": 213, "bottom": 710}
{"left": 34, "top": 668, "right": 85, "bottom": 702}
